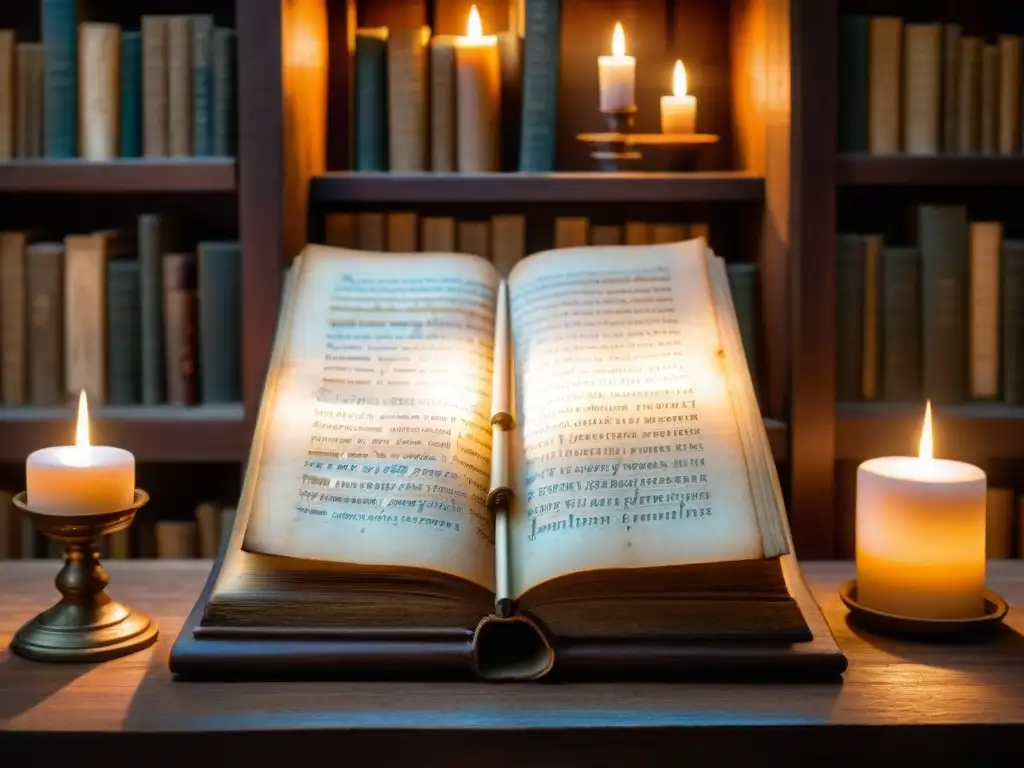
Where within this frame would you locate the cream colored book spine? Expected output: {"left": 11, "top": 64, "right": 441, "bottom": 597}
{"left": 902, "top": 24, "right": 941, "bottom": 154}
{"left": 968, "top": 221, "right": 1002, "bottom": 399}
{"left": 142, "top": 16, "right": 169, "bottom": 157}
{"left": 167, "top": 16, "right": 192, "bottom": 156}
{"left": 63, "top": 234, "right": 108, "bottom": 404}
{"left": 79, "top": 23, "right": 121, "bottom": 161}
{"left": 429, "top": 35, "right": 457, "bottom": 172}
{"left": 388, "top": 27, "right": 429, "bottom": 170}
{"left": 868, "top": 16, "right": 902, "bottom": 154}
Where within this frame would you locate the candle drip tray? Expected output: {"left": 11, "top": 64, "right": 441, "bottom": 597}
{"left": 840, "top": 580, "right": 1009, "bottom": 642}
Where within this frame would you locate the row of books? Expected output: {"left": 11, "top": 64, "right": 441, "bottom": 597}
{"left": 0, "top": 490, "right": 235, "bottom": 560}
{"left": 0, "top": 12, "right": 236, "bottom": 160}
{"left": 0, "top": 218, "right": 241, "bottom": 407}
{"left": 321, "top": 212, "right": 759, "bottom": 391}
{"left": 352, "top": 1, "right": 557, "bottom": 171}
{"left": 837, "top": 206, "right": 1023, "bottom": 405}
{"left": 839, "top": 16, "right": 1024, "bottom": 155}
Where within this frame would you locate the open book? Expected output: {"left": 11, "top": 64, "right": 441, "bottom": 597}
{"left": 172, "top": 239, "right": 845, "bottom": 681}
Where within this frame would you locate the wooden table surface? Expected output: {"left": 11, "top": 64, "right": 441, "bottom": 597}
{"left": 2, "top": 560, "right": 1024, "bottom": 766}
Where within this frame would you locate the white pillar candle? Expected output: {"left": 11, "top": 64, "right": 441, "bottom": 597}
{"left": 25, "top": 392, "right": 135, "bottom": 515}
{"left": 855, "top": 402, "right": 987, "bottom": 619}
{"left": 455, "top": 5, "right": 500, "bottom": 171}
{"left": 598, "top": 22, "right": 635, "bottom": 112}
{"left": 660, "top": 60, "right": 697, "bottom": 134}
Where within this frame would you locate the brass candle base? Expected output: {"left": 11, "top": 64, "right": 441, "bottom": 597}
{"left": 10, "top": 490, "right": 158, "bottom": 663}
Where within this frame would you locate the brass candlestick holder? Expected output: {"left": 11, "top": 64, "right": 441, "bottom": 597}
{"left": 10, "top": 489, "right": 158, "bottom": 663}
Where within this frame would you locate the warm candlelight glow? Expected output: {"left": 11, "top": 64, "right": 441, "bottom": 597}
{"left": 76, "top": 390, "right": 90, "bottom": 448}
{"left": 673, "top": 60, "right": 688, "bottom": 97}
{"left": 612, "top": 22, "right": 626, "bottom": 57}
{"left": 467, "top": 4, "right": 483, "bottom": 39}
{"left": 918, "top": 400, "right": 933, "bottom": 460}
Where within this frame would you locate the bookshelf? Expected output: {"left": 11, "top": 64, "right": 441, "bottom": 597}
{"left": 837, "top": 155, "right": 1024, "bottom": 186}
{"left": 0, "top": 158, "right": 237, "bottom": 192}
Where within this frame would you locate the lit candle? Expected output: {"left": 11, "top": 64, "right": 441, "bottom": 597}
{"left": 660, "top": 60, "right": 697, "bottom": 134}
{"left": 598, "top": 22, "right": 635, "bottom": 112}
{"left": 855, "top": 402, "right": 987, "bottom": 619}
{"left": 454, "top": 5, "right": 501, "bottom": 172}
{"left": 25, "top": 392, "right": 135, "bottom": 515}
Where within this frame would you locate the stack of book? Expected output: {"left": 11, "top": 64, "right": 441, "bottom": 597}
{"left": 0, "top": 8, "right": 236, "bottom": 161}
{"left": 0, "top": 491, "right": 235, "bottom": 560}
{"left": 839, "top": 15, "right": 1024, "bottom": 155}
{"left": 837, "top": 205, "right": 1024, "bottom": 406}
{"left": 0, "top": 218, "right": 242, "bottom": 408}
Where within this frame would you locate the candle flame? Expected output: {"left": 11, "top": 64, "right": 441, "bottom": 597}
{"left": 612, "top": 22, "right": 625, "bottom": 57}
{"left": 467, "top": 4, "right": 483, "bottom": 39}
{"left": 75, "top": 390, "right": 91, "bottom": 448}
{"left": 918, "top": 399, "right": 933, "bottom": 460}
{"left": 673, "top": 60, "right": 688, "bottom": 97}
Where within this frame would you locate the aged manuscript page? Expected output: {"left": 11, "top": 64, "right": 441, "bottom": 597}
{"left": 507, "top": 242, "right": 766, "bottom": 597}
{"left": 243, "top": 246, "right": 499, "bottom": 592}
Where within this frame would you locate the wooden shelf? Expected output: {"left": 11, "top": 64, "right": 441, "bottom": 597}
{"left": 309, "top": 172, "right": 765, "bottom": 204}
{"left": 836, "top": 154, "right": 1024, "bottom": 186}
{"left": 835, "top": 402, "right": 1024, "bottom": 460}
{"left": 0, "top": 158, "right": 237, "bottom": 193}
{"left": 0, "top": 404, "right": 248, "bottom": 463}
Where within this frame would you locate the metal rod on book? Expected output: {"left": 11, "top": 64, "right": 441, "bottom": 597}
{"left": 494, "top": 505, "right": 512, "bottom": 617}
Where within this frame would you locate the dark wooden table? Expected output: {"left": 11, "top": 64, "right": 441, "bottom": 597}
{"left": 2, "top": 560, "right": 1024, "bottom": 766}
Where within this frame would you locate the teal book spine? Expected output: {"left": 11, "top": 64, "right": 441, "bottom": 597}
{"left": 198, "top": 241, "right": 242, "bottom": 403}
{"left": 836, "top": 234, "right": 866, "bottom": 401}
{"left": 518, "top": 0, "right": 560, "bottom": 171}
{"left": 42, "top": 0, "right": 77, "bottom": 157}
{"left": 918, "top": 205, "right": 968, "bottom": 404}
{"left": 120, "top": 31, "right": 142, "bottom": 157}
{"left": 726, "top": 263, "right": 759, "bottom": 395}
{"left": 212, "top": 28, "right": 236, "bottom": 156}
{"left": 838, "top": 15, "right": 869, "bottom": 152}
{"left": 879, "top": 247, "right": 921, "bottom": 401}
{"left": 107, "top": 259, "right": 142, "bottom": 405}
{"left": 354, "top": 32, "right": 388, "bottom": 171}
{"left": 1002, "top": 240, "right": 1024, "bottom": 404}
{"left": 191, "top": 15, "right": 214, "bottom": 156}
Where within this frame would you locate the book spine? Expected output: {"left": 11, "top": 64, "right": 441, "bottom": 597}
{"left": 64, "top": 234, "right": 108, "bottom": 404}
{"left": 191, "top": 15, "right": 214, "bottom": 156}
{"left": 0, "top": 30, "right": 13, "bottom": 160}
{"left": 194, "top": 502, "right": 222, "bottom": 559}
{"left": 167, "top": 16, "right": 192, "bottom": 156}
{"left": 107, "top": 259, "right": 142, "bottom": 405}
{"left": 902, "top": 24, "right": 941, "bottom": 154}
{"left": 999, "top": 35, "right": 1022, "bottom": 155}
{"left": 324, "top": 213, "right": 356, "bottom": 248}
{"left": 836, "top": 234, "right": 865, "bottom": 401}
{"left": 155, "top": 520, "right": 198, "bottom": 558}
{"left": 861, "top": 235, "right": 882, "bottom": 400}
{"left": 26, "top": 242, "right": 65, "bottom": 405}
{"left": 355, "top": 30, "right": 389, "bottom": 171}
{"left": 386, "top": 212, "right": 418, "bottom": 252}
{"left": 356, "top": 213, "right": 385, "bottom": 250}
{"left": 387, "top": 27, "right": 428, "bottom": 171}
{"left": 119, "top": 31, "right": 142, "bottom": 157}
{"left": 163, "top": 252, "right": 198, "bottom": 405}
{"left": 0, "top": 232, "right": 28, "bottom": 405}
{"left": 981, "top": 44, "right": 999, "bottom": 154}
{"left": 16, "top": 44, "right": 44, "bottom": 158}
{"left": 624, "top": 222, "right": 649, "bottom": 245}
{"left": 428, "top": 36, "right": 455, "bottom": 172}
{"left": 555, "top": 217, "right": 588, "bottom": 247}
{"left": 457, "top": 221, "right": 491, "bottom": 261}
{"left": 42, "top": 0, "right": 77, "bottom": 157}
{"left": 518, "top": 0, "right": 560, "bottom": 171}
{"left": 142, "top": 16, "right": 169, "bottom": 157}
{"left": 918, "top": 205, "right": 968, "bottom": 405}
{"left": 590, "top": 225, "right": 622, "bottom": 246}
{"left": 650, "top": 223, "right": 687, "bottom": 244}
{"left": 1002, "top": 240, "right": 1024, "bottom": 404}
{"left": 838, "top": 15, "right": 869, "bottom": 153}
{"left": 212, "top": 28, "right": 236, "bottom": 156}
{"left": 79, "top": 23, "right": 120, "bottom": 161}
{"left": 138, "top": 213, "right": 168, "bottom": 404}
{"left": 491, "top": 214, "right": 526, "bottom": 277}
{"left": 868, "top": 16, "right": 902, "bottom": 154}
{"left": 421, "top": 217, "right": 455, "bottom": 252}
{"left": 879, "top": 247, "right": 921, "bottom": 402}
{"left": 498, "top": 30, "right": 522, "bottom": 171}
{"left": 197, "top": 241, "right": 242, "bottom": 403}
{"left": 727, "top": 263, "right": 759, "bottom": 396}
{"left": 957, "top": 37, "right": 981, "bottom": 153}
{"left": 941, "top": 24, "right": 961, "bottom": 154}
{"left": 968, "top": 222, "right": 1002, "bottom": 399}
